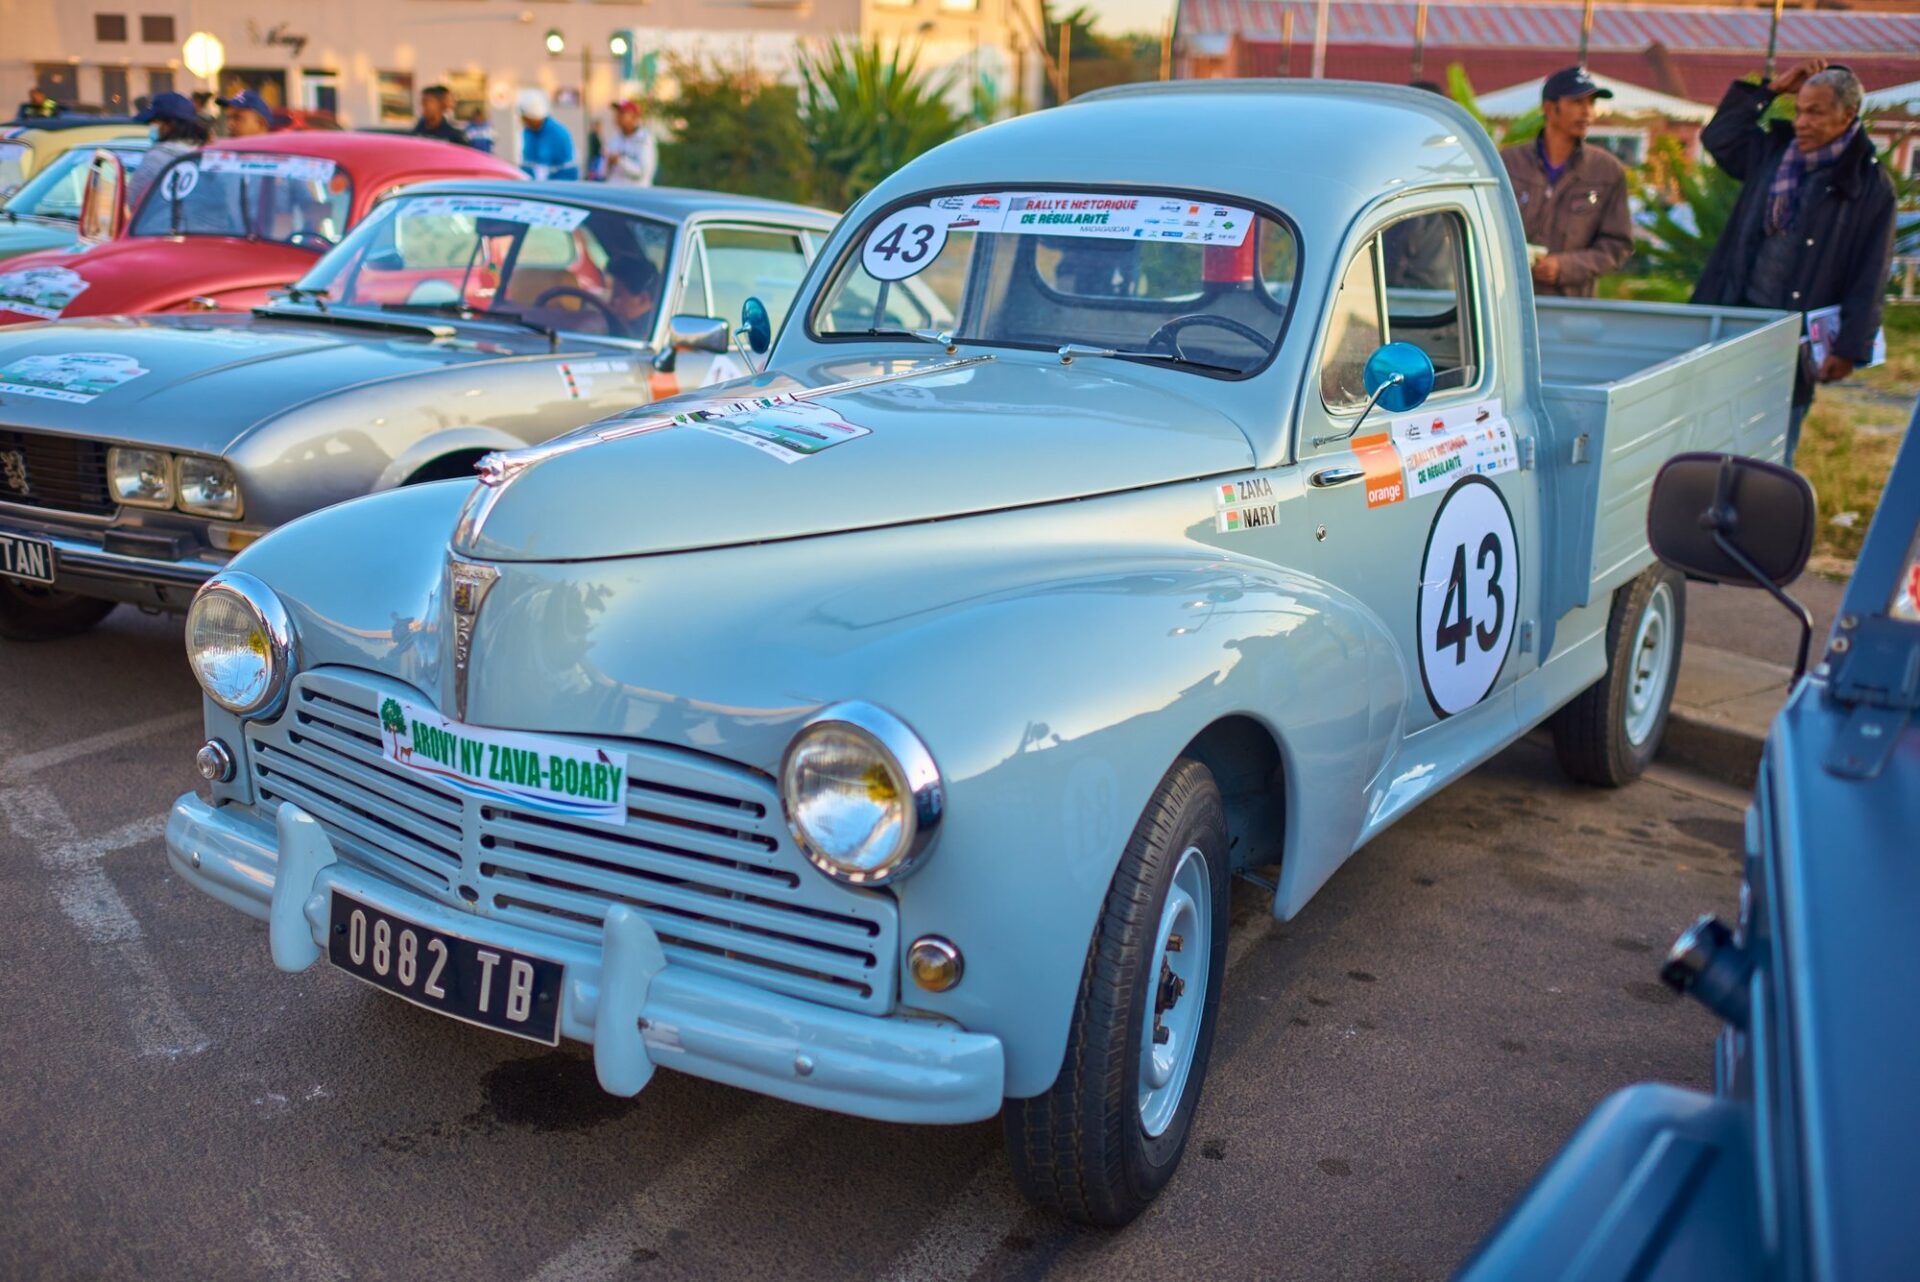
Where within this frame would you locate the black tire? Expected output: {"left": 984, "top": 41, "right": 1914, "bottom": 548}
{"left": 1550, "top": 564, "right": 1686, "bottom": 787}
{"left": 1002, "top": 757, "right": 1231, "bottom": 1226}
{"left": 0, "top": 578, "right": 117, "bottom": 641}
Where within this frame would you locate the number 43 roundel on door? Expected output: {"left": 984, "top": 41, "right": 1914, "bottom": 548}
{"left": 1417, "top": 475, "right": 1518, "bottom": 717}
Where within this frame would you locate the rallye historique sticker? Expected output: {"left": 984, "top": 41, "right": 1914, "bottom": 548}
{"left": 379, "top": 697, "right": 629, "bottom": 823}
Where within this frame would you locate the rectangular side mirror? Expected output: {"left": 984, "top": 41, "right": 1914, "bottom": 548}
{"left": 1647, "top": 452, "right": 1816, "bottom": 588}
{"left": 667, "top": 314, "right": 731, "bottom": 354}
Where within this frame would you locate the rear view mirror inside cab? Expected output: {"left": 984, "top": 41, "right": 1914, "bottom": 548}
{"left": 1648, "top": 452, "right": 1816, "bottom": 588}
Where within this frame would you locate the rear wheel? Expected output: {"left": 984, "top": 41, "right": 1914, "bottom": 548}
{"left": 0, "top": 578, "right": 117, "bottom": 641}
{"left": 1003, "top": 757, "right": 1230, "bottom": 1226}
{"left": 1550, "top": 565, "right": 1685, "bottom": 786}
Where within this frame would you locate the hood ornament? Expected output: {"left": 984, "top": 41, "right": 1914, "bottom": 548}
{"left": 447, "top": 556, "right": 499, "bottom": 721}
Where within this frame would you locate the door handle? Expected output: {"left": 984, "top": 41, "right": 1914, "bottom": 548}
{"left": 1310, "top": 466, "right": 1365, "bottom": 489}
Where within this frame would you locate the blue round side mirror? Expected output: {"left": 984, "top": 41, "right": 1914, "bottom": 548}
{"left": 740, "top": 296, "right": 772, "bottom": 356}
{"left": 1363, "top": 342, "right": 1437, "bottom": 413}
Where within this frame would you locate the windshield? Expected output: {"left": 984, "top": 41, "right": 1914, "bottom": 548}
{"left": 290, "top": 192, "right": 676, "bottom": 342}
{"left": 0, "top": 141, "right": 29, "bottom": 198}
{"left": 4, "top": 144, "right": 145, "bottom": 222}
{"left": 811, "top": 188, "right": 1298, "bottom": 376}
{"left": 129, "top": 150, "right": 354, "bottom": 248}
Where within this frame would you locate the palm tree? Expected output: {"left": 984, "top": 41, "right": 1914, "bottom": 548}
{"left": 796, "top": 40, "right": 962, "bottom": 210}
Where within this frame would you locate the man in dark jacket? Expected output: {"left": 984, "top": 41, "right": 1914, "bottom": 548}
{"left": 1692, "top": 60, "right": 1897, "bottom": 464}
{"left": 411, "top": 85, "right": 468, "bottom": 146}
{"left": 1501, "top": 66, "right": 1635, "bottom": 298}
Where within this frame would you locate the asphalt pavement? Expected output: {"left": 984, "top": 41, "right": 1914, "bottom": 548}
{"left": 1, "top": 607, "right": 1747, "bottom": 1282}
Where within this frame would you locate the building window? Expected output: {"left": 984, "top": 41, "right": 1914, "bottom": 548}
{"left": 96, "top": 13, "right": 130, "bottom": 42}
{"left": 140, "top": 14, "right": 176, "bottom": 43}
{"left": 34, "top": 63, "right": 80, "bottom": 106}
{"left": 100, "top": 66, "right": 131, "bottom": 113}
{"left": 148, "top": 67, "right": 174, "bottom": 98}
{"left": 1588, "top": 129, "right": 1648, "bottom": 166}
{"left": 377, "top": 70, "right": 415, "bottom": 124}
{"left": 303, "top": 70, "right": 340, "bottom": 118}
{"left": 941, "top": 0, "right": 980, "bottom": 10}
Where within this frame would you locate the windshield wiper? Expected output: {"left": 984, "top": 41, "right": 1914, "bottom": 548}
{"left": 859, "top": 327, "right": 977, "bottom": 352}
{"left": 1055, "top": 343, "right": 1242, "bottom": 374}
{"left": 282, "top": 285, "right": 329, "bottom": 312}
{"left": 381, "top": 300, "right": 559, "bottom": 351}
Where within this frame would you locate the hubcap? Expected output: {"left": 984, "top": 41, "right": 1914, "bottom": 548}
{"left": 1625, "top": 582, "right": 1676, "bottom": 747}
{"left": 1138, "top": 845, "right": 1211, "bottom": 1138}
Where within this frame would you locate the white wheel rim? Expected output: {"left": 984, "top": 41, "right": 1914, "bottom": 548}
{"left": 1138, "top": 845, "right": 1211, "bottom": 1138}
{"left": 1625, "top": 582, "right": 1676, "bottom": 747}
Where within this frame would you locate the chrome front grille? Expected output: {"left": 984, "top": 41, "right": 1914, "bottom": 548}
{"left": 0, "top": 428, "right": 113, "bottom": 515}
{"left": 248, "top": 669, "right": 896, "bottom": 1013}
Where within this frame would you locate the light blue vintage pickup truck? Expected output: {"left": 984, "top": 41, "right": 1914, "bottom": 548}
{"left": 163, "top": 81, "right": 1798, "bottom": 1224}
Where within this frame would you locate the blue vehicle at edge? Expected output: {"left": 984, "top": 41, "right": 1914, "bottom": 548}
{"left": 1461, "top": 402, "right": 1920, "bottom": 1279}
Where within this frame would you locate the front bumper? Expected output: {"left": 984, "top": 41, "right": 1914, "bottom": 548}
{"left": 165, "top": 792, "right": 1006, "bottom": 1124}
{"left": 0, "top": 513, "right": 224, "bottom": 607}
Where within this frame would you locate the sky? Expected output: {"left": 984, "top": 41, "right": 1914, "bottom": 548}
{"left": 1084, "top": 0, "right": 1179, "bottom": 37}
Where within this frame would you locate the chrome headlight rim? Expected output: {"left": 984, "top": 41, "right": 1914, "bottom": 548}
{"left": 105, "top": 445, "right": 175, "bottom": 511}
{"left": 185, "top": 570, "right": 298, "bottom": 719}
{"left": 175, "top": 454, "right": 245, "bottom": 520}
{"left": 779, "top": 700, "right": 944, "bottom": 888}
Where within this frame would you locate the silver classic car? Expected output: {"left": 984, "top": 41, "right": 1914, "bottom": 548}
{"left": 0, "top": 181, "right": 834, "bottom": 638}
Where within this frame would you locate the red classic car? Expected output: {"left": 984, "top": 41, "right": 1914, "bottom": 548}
{"left": 0, "top": 132, "right": 520, "bottom": 323}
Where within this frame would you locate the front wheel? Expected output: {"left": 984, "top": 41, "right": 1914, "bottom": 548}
{"left": 0, "top": 578, "right": 117, "bottom": 641}
{"left": 1002, "top": 757, "right": 1230, "bottom": 1226}
{"left": 1550, "top": 564, "right": 1685, "bottom": 786}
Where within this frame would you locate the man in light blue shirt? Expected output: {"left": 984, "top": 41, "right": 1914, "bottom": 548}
{"left": 516, "top": 88, "right": 579, "bottom": 181}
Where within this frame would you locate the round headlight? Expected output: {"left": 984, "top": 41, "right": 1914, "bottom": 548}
{"left": 185, "top": 571, "right": 296, "bottom": 717}
{"left": 780, "top": 702, "right": 943, "bottom": 887}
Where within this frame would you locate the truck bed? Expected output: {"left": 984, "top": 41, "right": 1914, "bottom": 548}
{"left": 1532, "top": 298, "right": 1800, "bottom": 636}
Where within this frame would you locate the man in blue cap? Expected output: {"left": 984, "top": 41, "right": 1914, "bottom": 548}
{"left": 126, "top": 91, "right": 211, "bottom": 210}
{"left": 1500, "top": 66, "right": 1633, "bottom": 298}
{"left": 217, "top": 89, "right": 276, "bottom": 138}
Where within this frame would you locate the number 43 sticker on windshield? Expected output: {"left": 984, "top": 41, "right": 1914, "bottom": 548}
{"left": 1417, "top": 476, "right": 1518, "bottom": 717}
{"left": 862, "top": 207, "right": 948, "bottom": 281}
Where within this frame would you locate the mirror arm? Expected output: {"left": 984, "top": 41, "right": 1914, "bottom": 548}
{"left": 730, "top": 326, "right": 763, "bottom": 375}
{"left": 1709, "top": 527, "right": 1814, "bottom": 682}
{"left": 1312, "top": 373, "right": 1405, "bottom": 449}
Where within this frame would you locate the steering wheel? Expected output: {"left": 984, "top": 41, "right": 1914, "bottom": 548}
{"left": 532, "top": 285, "right": 622, "bottom": 334}
{"left": 1145, "top": 313, "right": 1270, "bottom": 361}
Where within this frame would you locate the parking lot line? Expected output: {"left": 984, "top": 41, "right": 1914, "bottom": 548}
{"left": 3, "top": 708, "right": 200, "bottom": 780}
{"left": 524, "top": 1103, "right": 811, "bottom": 1282}
{"left": 0, "top": 774, "right": 207, "bottom": 1059}
{"left": 248, "top": 1208, "right": 351, "bottom": 1282}
{"left": 869, "top": 899, "right": 1279, "bottom": 1282}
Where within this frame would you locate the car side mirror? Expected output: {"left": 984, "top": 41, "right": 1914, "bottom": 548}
{"left": 1649, "top": 451, "right": 1818, "bottom": 678}
{"left": 667, "top": 314, "right": 731, "bottom": 355}
{"left": 740, "top": 296, "right": 772, "bottom": 356}
{"left": 1363, "top": 342, "right": 1435, "bottom": 413}
{"left": 77, "top": 149, "right": 127, "bottom": 244}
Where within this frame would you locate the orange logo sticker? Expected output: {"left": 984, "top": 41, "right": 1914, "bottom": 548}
{"left": 1354, "top": 432, "right": 1405, "bottom": 508}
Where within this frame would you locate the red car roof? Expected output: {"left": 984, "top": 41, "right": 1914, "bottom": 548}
{"left": 206, "top": 131, "right": 522, "bottom": 189}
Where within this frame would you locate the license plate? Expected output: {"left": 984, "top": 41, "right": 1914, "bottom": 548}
{"left": 327, "top": 892, "right": 564, "bottom": 1045}
{"left": 0, "top": 530, "right": 54, "bottom": 584}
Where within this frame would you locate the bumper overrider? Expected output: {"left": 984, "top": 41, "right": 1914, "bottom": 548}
{"left": 165, "top": 787, "right": 1006, "bottom": 1125}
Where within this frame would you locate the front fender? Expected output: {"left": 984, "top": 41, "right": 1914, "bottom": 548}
{"left": 372, "top": 425, "right": 526, "bottom": 491}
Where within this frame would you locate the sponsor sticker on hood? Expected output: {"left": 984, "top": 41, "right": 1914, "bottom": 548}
{"left": 0, "top": 264, "right": 90, "bottom": 319}
{"left": 0, "top": 351, "right": 149, "bottom": 403}
{"left": 674, "top": 393, "right": 871, "bottom": 464}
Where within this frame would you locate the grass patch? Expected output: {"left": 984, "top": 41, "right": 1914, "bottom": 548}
{"left": 1858, "top": 302, "right": 1920, "bottom": 396}
{"left": 1799, "top": 398, "right": 1906, "bottom": 561}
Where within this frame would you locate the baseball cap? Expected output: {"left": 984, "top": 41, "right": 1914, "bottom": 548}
{"left": 217, "top": 89, "right": 274, "bottom": 124}
{"left": 135, "top": 91, "right": 198, "bottom": 124}
{"left": 611, "top": 98, "right": 643, "bottom": 114}
{"left": 1542, "top": 66, "right": 1615, "bottom": 102}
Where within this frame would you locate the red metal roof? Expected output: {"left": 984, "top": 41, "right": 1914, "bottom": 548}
{"left": 1180, "top": 0, "right": 1920, "bottom": 57}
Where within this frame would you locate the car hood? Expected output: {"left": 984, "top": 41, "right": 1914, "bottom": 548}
{"left": 0, "top": 311, "right": 585, "bottom": 453}
{"left": 456, "top": 353, "right": 1257, "bottom": 563}
{"left": 0, "top": 236, "right": 320, "bottom": 319}
{"left": 0, "top": 218, "right": 77, "bottom": 263}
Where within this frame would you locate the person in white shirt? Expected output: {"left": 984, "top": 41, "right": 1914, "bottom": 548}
{"left": 597, "top": 99, "right": 657, "bottom": 187}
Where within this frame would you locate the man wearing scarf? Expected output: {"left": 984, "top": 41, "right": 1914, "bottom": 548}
{"left": 1692, "top": 61, "right": 1896, "bottom": 464}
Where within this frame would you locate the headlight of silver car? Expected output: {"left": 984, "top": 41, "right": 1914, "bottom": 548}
{"left": 106, "top": 446, "right": 173, "bottom": 509}
{"left": 185, "top": 571, "right": 296, "bottom": 717}
{"left": 780, "top": 702, "right": 943, "bottom": 886}
{"left": 175, "top": 455, "right": 243, "bottom": 519}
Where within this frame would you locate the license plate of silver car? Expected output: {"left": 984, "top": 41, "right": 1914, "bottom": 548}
{"left": 327, "top": 891, "right": 565, "bottom": 1045}
{"left": 0, "top": 530, "right": 54, "bottom": 584}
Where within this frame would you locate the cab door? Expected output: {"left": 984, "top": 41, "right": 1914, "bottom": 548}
{"left": 1301, "top": 201, "right": 1542, "bottom": 753}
